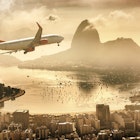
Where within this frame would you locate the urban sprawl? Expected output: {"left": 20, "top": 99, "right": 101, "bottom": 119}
{"left": 0, "top": 104, "right": 140, "bottom": 140}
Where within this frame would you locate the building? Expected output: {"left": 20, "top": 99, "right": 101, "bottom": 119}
{"left": 111, "top": 112, "right": 125, "bottom": 128}
{"left": 96, "top": 104, "right": 110, "bottom": 128}
{"left": 111, "top": 130, "right": 123, "bottom": 140}
{"left": 94, "top": 119, "right": 100, "bottom": 131}
{"left": 13, "top": 110, "right": 29, "bottom": 130}
{"left": 58, "top": 114, "right": 72, "bottom": 123}
{"left": 97, "top": 132, "right": 108, "bottom": 140}
{"left": 36, "top": 126, "right": 50, "bottom": 139}
{"left": 111, "top": 122, "right": 119, "bottom": 130}
{"left": 9, "top": 129, "right": 21, "bottom": 140}
{"left": 0, "top": 130, "right": 10, "bottom": 140}
{"left": 79, "top": 124, "right": 92, "bottom": 135}
{"left": 112, "top": 111, "right": 136, "bottom": 132}
{"left": 50, "top": 121, "right": 58, "bottom": 135}
{"left": 3, "top": 113, "right": 11, "bottom": 123}
{"left": 134, "top": 110, "right": 140, "bottom": 121}
{"left": 58, "top": 122, "right": 74, "bottom": 135}
{"left": 22, "top": 129, "right": 33, "bottom": 140}
{"left": 125, "top": 120, "right": 136, "bottom": 132}
{"left": 84, "top": 117, "right": 91, "bottom": 126}
{"left": 8, "top": 122, "right": 22, "bottom": 131}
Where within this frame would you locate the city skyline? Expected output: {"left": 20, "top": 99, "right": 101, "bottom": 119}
{"left": 0, "top": 104, "right": 140, "bottom": 139}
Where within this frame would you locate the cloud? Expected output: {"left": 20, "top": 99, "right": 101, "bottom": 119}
{"left": 1, "top": 0, "right": 140, "bottom": 11}
{"left": 81, "top": 0, "right": 140, "bottom": 8}
{"left": 109, "top": 10, "right": 133, "bottom": 21}
{"left": 0, "top": 0, "right": 14, "bottom": 11}
{"left": 0, "top": 6, "right": 61, "bottom": 40}
{"left": 0, "top": 6, "right": 47, "bottom": 32}
{"left": 90, "top": 10, "right": 134, "bottom": 29}
{"left": 90, "top": 15, "right": 107, "bottom": 28}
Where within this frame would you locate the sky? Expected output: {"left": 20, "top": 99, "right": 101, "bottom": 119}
{"left": 0, "top": 0, "right": 140, "bottom": 60}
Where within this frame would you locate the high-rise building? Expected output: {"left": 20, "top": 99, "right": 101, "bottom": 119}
{"left": 13, "top": 110, "right": 29, "bottom": 130}
{"left": 96, "top": 104, "right": 110, "bottom": 128}
{"left": 58, "top": 122, "right": 74, "bottom": 135}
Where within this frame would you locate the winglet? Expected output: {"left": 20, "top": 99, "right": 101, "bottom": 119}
{"left": 36, "top": 22, "right": 42, "bottom": 29}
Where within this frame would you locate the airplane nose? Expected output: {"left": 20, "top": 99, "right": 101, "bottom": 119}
{"left": 60, "top": 36, "right": 64, "bottom": 41}
{"left": 57, "top": 35, "right": 64, "bottom": 43}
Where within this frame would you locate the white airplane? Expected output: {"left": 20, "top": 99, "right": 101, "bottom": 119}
{"left": 0, "top": 22, "right": 64, "bottom": 54}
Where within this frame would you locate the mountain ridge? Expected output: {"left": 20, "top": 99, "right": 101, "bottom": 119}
{"left": 19, "top": 19, "right": 140, "bottom": 70}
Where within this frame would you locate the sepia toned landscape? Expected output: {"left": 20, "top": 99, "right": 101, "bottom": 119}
{"left": 0, "top": 0, "right": 140, "bottom": 139}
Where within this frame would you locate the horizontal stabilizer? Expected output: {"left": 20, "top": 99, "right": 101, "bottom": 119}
{"left": 0, "top": 40, "right": 5, "bottom": 43}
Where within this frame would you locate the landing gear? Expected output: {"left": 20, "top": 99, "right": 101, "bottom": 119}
{"left": 24, "top": 51, "right": 27, "bottom": 54}
{"left": 57, "top": 43, "right": 60, "bottom": 46}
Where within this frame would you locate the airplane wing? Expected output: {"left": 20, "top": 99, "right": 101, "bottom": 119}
{"left": 0, "top": 50, "right": 18, "bottom": 54}
{"left": 24, "top": 22, "right": 42, "bottom": 54}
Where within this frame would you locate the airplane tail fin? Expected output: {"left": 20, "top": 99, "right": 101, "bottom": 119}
{"left": 0, "top": 40, "right": 5, "bottom": 43}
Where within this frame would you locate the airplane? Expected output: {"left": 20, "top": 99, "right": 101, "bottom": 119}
{"left": 0, "top": 22, "right": 64, "bottom": 54}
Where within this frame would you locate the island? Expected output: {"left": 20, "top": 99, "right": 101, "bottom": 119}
{"left": 0, "top": 83, "right": 25, "bottom": 107}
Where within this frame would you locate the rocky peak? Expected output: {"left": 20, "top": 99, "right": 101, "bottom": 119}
{"left": 104, "top": 37, "right": 139, "bottom": 49}
{"left": 71, "top": 19, "right": 100, "bottom": 51}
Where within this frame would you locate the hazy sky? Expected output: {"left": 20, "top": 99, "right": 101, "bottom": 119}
{"left": 0, "top": 0, "right": 140, "bottom": 60}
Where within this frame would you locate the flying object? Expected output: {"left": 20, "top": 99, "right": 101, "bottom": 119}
{"left": 0, "top": 22, "right": 64, "bottom": 54}
{"left": 48, "top": 15, "right": 57, "bottom": 21}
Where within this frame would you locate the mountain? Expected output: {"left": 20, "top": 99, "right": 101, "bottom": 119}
{"left": 19, "top": 19, "right": 140, "bottom": 70}
{"left": 99, "top": 37, "right": 140, "bottom": 66}
{"left": 0, "top": 55, "right": 21, "bottom": 67}
{"left": 71, "top": 19, "right": 100, "bottom": 50}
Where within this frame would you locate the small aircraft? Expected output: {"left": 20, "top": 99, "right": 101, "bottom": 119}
{"left": 0, "top": 22, "right": 64, "bottom": 54}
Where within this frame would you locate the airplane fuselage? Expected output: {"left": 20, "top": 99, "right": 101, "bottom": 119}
{"left": 0, "top": 34, "right": 64, "bottom": 51}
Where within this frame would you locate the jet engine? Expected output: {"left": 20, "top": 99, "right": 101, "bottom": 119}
{"left": 24, "top": 47, "right": 35, "bottom": 54}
